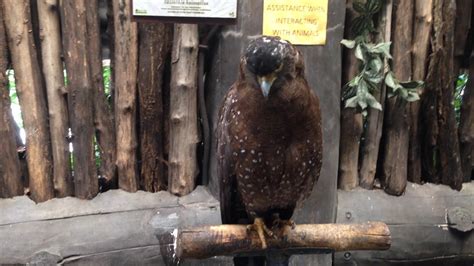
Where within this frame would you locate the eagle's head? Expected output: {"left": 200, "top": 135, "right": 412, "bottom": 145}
{"left": 243, "top": 36, "right": 302, "bottom": 98}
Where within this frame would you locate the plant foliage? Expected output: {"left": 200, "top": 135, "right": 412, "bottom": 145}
{"left": 341, "top": 0, "right": 423, "bottom": 115}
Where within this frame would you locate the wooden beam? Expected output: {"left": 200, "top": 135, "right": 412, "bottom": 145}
{"left": 62, "top": 0, "right": 98, "bottom": 199}
{"left": 168, "top": 24, "right": 199, "bottom": 196}
{"left": 113, "top": 0, "right": 139, "bottom": 192}
{"left": 176, "top": 222, "right": 391, "bottom": 259}
{"left": 3, "top": 0, "right": 54, "bottom": 202}
{"left": 37, "top": 0, "right": 73, "bottom": 197}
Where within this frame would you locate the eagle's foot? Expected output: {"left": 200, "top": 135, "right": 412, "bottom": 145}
{"left": 272, "top": 218, "right": 296, "bottom": 230}
{"left": 247, "top": 217, "right": 272, "bottom": 249}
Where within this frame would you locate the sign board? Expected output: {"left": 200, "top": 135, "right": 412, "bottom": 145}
{"left": 263, "top": 0, "right": 329, "bottom": 45}
{"left": 132, "top": 0, "right": 238, "bottom": 23}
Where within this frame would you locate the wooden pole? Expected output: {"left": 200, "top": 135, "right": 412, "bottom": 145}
{"left": 168, "top": 24, "right": 199, "bottom": 196}
{"left": 85, "top": 0, "right": 117, "bottom": 188}
{"left": 359, "top": 0, "right": 393, "bottom": 189}
{"left": 338, "top": 0, "right": 362, "bottom": 191}
{"left": 380, "top": 0, "right": 413, "bottom": 196}
{"left": 3, "top": 0, "right": 54, "bottom": 202}
{"left": 113, "top": 0, "right": 139, "bottom": 192}
{"left": 175, "top": 222, "right": 391, "bottom": 259}
{"left": 459, "top": 5, "right": 474, "bottom": 182}
{"left": 409, "top": 0, "right": 433, "bottom": 184}
{"left": 434, "top": 0, "right": 463, "bottom": 190}
{"left": 0, "top": 3, "right": 23, "bottom": 198}
{"left": 137, "top": 23, "right": 172, "bottom": 192}
{"left": 37, "top": 0, "right": 73, "bottom": 197}
{"left": 62, "top": 0, "right": 98, "bottom": 199}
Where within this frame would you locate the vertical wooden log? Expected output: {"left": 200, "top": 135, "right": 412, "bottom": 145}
{"left": 37, "top": 0, "right": 73, "bottom": 197}
{"left": 459, "top": 57, "right": 474, "bottom": 181}
{"left": 0, "top": 3, "right": 23, "bottom": 198}
{"left": 137, "top": 23, "right": 172, "bottom": 192}
{"left": 62, "top": 0, "right": 98, "bottom": 199}
{"left": 435, "top": 0, "right": 463, "bottom": 190}
{"left": 3, "top": 0, "right": 54, "bottom": 202}
{"left": 381, "top": 0, "right": 413, "bottom": 196}
{"left": 408, "top": 0, "right": 433, "bottom": 184}
{"left": 338, "top": 0, "right": 362, "bottom": 190}
{"left": 85, "top": 0, "right": 117, "bottom": 187}
{"left": 168, "top": 24, "right": 199, "bottom": 196}
{"left": 113, "top": 0, "right": 139, "bottom": 192}
{"left": 359, "top": 0, "right": 393, "bottom": 189}
{"left": 453, "top": 0, "right": 472, "bottom": 74}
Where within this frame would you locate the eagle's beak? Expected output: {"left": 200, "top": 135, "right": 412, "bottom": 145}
{"left": 258, "top": 75, "right": 276, "bottom": 98}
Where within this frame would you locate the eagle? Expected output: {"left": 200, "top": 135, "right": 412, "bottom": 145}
{"left": 217, "top": 36, "right": 323, "bottom": 251}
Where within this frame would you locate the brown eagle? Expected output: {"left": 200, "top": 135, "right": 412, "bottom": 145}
{"left": 217, "top": 36, "right": 323, "bottom": 249}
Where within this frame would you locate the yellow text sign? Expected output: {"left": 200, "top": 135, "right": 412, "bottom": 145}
{"left": 263, "top": 0, "right": 329, "bottom": 45}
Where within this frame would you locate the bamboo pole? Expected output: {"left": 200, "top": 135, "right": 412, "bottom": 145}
{"left": 174, "top": 222, "right": 391, "bottom": 259}
{"left": 3, "top": 0, "right": 54, "bottom": 202}
{"left": 113, "top": 0, "right": 139, "bottom": 192}
{"left": 37, "top": 0, "right": 73, "bottom": 197}
{"left": 168, "top": 24, "right": 199, "bottom": 196}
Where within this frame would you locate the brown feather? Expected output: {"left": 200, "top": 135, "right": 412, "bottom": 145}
{"left": 217, "top": 37, "right": 322, "bottom": 225}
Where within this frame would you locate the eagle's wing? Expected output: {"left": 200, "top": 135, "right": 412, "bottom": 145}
{"left": 217, "top": 84, "right": 241, "bottom": 224}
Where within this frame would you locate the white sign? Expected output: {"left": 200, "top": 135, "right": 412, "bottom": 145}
{"left": 133, "top": 0, "right": 238, "bottom": 19}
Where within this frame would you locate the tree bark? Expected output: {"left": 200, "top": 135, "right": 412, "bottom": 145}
{"left": 37, "top": 0, "right": 73, "bottom": 197}
{"left": 175, "top": 222, "right": 391, "bottom": 259}
{"left": 453, "top": 0, "right": 472, "bottom": 73}
{"left": 0, "top": 3, "right": 23, "bottom": 198}
{"left": 434, "top": 0, "right": 463, "bottom": 190}
{"left": 338, "top": 0, "right": 362, "bottom": 190}
{"left": 137, "top": 23, "right": 172, "bottom": 192}
{"left": 359, "top": 0, "right": 392, "bottom": 189}
{"left": 459, "top": 58, "right": 474, "bottom": 182}
{"left": 381, "top": 0, "right": 413, "bottom": 196}
{"left": 408, "top": 0, "right": 433, "bottom": 184}
{"left": 3, "top": 0, "right": 54, "bottom": 202}
{"left": 113, "top": 0, "right": 139, "bottom": 192}
{"left": 168, "top": 24, "right": 199, "bottom": 196}
{"left": 62, "top": 0, "right": 98, "bottom": 199}
{"left": 85, "top": 0, "right": 117, "bottom": 188}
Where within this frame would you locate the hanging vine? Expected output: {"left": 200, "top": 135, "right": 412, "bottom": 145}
{"left": 341, "top": 0, "right": 423, "bottom": 115}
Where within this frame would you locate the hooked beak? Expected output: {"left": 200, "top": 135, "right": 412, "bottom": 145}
{"left": 258, "top": 75, "right": 276, "bottom": 98}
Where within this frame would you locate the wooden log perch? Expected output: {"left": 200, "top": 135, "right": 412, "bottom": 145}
{"left": 175, "top": 222, "right": 391, "bottom": 259}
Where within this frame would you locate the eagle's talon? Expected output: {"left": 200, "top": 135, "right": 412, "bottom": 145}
{"left": 248, "top": 217, "right": 273, "bottom": 249}
{"left": 272, "top": 218, "right": 296, "bottom": 230}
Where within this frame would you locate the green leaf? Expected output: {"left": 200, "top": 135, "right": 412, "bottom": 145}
{"left": 341, "top": 39, "right": 356, "bottom": 49}
{"left": 405, "top": 92, "right": 420, "bottom": 102}
{"left": 345, "top": 95, "right": 359, "bottom": 108}
{"left": 385, "top": 71, "right": 400, "bottom": 90}
{"left": 353, "top": 1, "right": 366, "bottom": 13}
{"left": 399, "top": 80, "right": 424, "bottom": 89}
{"left": 367, "top": 56, "right": 383, "bottom": 74}
{"left": 366, "top": 93, "right": 383, "bottom": 110}
{"left": 371, "top": 42, "right": 392, "bottom": 58}
{"left": 355, "top": 44, "right": 365, "bottom": 62}
{"left": 366, "top": 0, "right": 382, "bottom": 14}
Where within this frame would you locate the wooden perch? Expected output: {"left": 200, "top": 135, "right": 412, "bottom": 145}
{"left": 175, "top": 222, "right": 390, "bottom": 259}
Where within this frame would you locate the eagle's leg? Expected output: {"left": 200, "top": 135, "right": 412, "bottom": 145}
{"left": 246, "top": 217, "right": 273, "bottom": 249}
{"left": 271, "top": 213, "right": 296, "bottom": 230}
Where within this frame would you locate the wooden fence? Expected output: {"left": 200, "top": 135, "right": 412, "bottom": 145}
{"left": 338, "top": 0, "right": 473, "bottom": 195}
{"left": 0, "top": 0, "right": 472, "bottom": 203}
